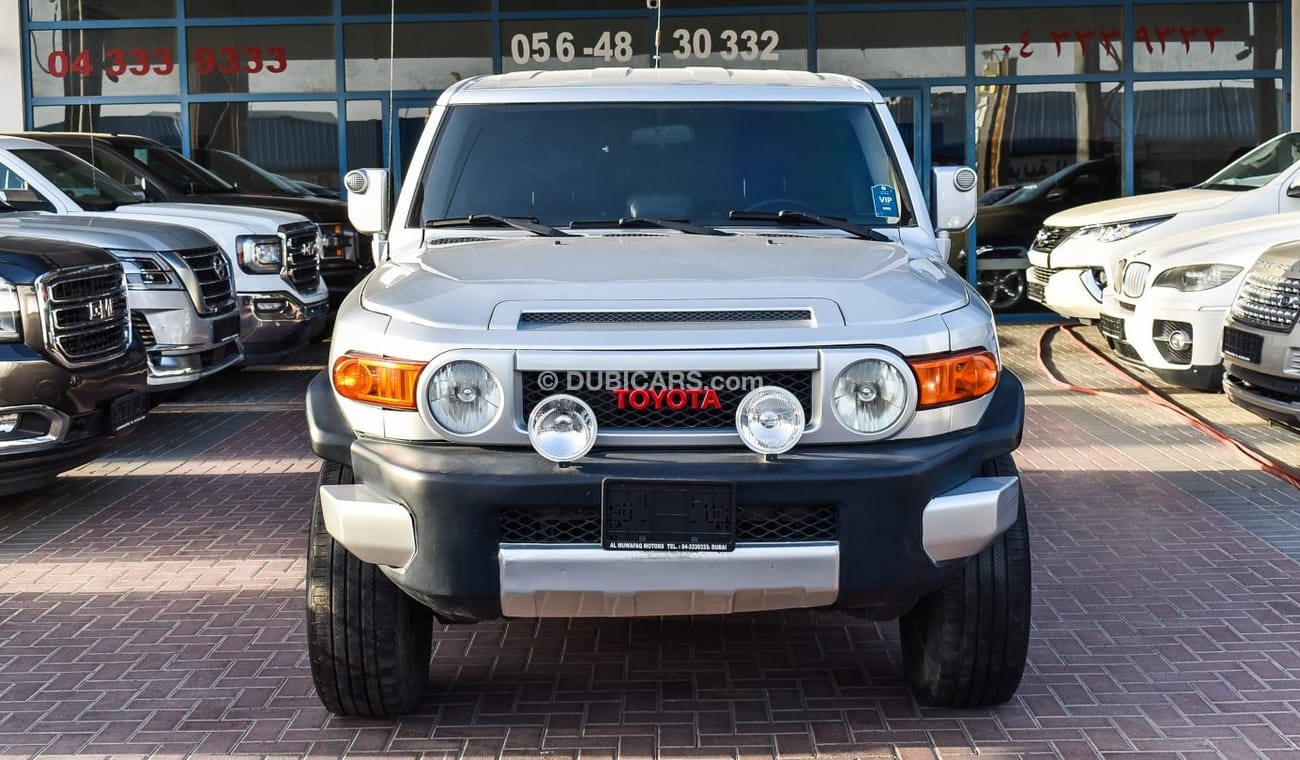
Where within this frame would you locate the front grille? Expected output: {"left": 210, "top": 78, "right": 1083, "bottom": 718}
{"left": 1222, "top": 326, "right": 1264, "bottom": 364}
{"left": 280, "top": 223, "right": 321, "bottom": 294}
{"left": 1122, "top": 262, "right": 1150, "bottom": 298}
{"left": 1029, "top": 266, "right": 1059, "bottom": 284}
{"left": 1153, "top": 320, "right": 1193, "bottom": 365}
{"left": 1032, "top": 226, "right": 1076, "bottom": 253}
{"left": 499, "top": 504, "right": 837, "bottom": 545}
{"left": 36, "top": 264, "right": 130, "bottom": 368}
{"left": 520, "top": 370, "right": 813, "bottom": 430}
{"left": 1098, "top": 314, "right": 1125, "bottom": 340}
{"left": 519, "top": 310, "right": 812, "bottom": 328}
{"left": 177, "top": 246, "right": 236, "bottom": 315}
{"left": 131, "top": 312, "right": 156, "bottom": 347}
{"left": 1231, "top": 267, "right": 1300, "bottom": 332}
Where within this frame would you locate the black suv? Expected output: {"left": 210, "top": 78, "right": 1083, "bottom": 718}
{"left": 21, "top": 132, "right": 370, "bottom": 309}
{"left": 0, "top": 236, "right": 148, "bottom": 495}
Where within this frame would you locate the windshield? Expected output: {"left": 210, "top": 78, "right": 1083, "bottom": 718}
{"left": 13, "top": 148, "right": 141, "bottom": 210}
{"left": 131, "top": 146, "right": 234, "bottom": 194}
{"left": 1200, "top": 133, "right": 1300, "bottom": 190}
{"left": 416, "top": 102, "right": 914, "bottom": 229}
{"left": 199, "top": 149, "right": 305, "bottom": 195}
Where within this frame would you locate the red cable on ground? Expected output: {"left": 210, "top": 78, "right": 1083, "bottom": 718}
{"left": 1035, "top": 324, "right": 1300, "bottom": 491}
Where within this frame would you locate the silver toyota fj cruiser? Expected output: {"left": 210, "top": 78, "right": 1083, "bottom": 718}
{"left": 306, "top": 69, "right": 1029, "bottom": 716}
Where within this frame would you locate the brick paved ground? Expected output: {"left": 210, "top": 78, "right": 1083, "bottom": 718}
{"left": 0, "top": 325, "right": 1298, "bottom": 759}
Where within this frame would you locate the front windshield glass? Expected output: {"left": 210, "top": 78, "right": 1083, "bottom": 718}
{"left": 1201, "top": 133, "right": 1300, "bottom": 190}
{"left": 13, "top": 148, "right": 141, "bottom": 210}
{"left": 132, "top": 146, "right": 234, "bottom": 194}
{"left": 416, "top": 102, "right": 914, "bottom": 229}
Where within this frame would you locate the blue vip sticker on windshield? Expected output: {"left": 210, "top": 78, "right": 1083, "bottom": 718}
{"left": 871, "top": 184, "right": 899, "bottom": 219}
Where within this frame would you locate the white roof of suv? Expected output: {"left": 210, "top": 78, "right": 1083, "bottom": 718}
{"left": 443, "top": 67, "right": 883, "bottom": 104}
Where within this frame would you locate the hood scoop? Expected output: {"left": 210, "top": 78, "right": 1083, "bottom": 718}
{"left": 518, "top": 308, "right": 814, "bottom": 330}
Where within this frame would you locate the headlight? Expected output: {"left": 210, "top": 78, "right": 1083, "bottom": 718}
{"left": 832, "top": 358, "right": 910, "bottom": 435}
{"left": 0, "top": 279, "right": 20, "bottom": 342}
{"left": 427, "top": 360, "right": 502, "bottom": 435}
{"left": 735, "top": 386, "right": 805, "bottom": 455}
{"left": 1071, "top": 216, "right": 1171, "bottom": 244}
{"left": 528, "top": 394, "right": 597, "bottom": 463}
{"left": 236, "top": 234, "right": 284, "bottom": 274}
{"left": 317, "top": 223, "right": 351, "bottom": 259}
{"left": 1152, "top": 263, "right": 1244, "bottom": 292}
{"left": 117, "top": 253, "right": 178, "bottom": 289}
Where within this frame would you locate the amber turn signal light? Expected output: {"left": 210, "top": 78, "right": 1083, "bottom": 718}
{"left": 908, "top": 349, "right": 999, "bottom": 409}
{"left": 332, "top": 352, "right": 426, "bottom": 410}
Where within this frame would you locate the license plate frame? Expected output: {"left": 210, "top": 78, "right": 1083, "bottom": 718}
{"left": 109, "top": 392, "right": 148, "bottom": 433}
{"left": 602, "top": 479, "right": 736, "bottom": 552}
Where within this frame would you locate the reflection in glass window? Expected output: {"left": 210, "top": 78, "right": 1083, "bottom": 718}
{"left": 345, "top": 22, "right": 491, "bottom": 91}
{"left": 975, "top": 82, "right": 1125, "bottom": 196}
{"left": 29, "top": 0, "right": 175, "bottom": 21}
{"left": 344, "top": 0, "right": 487, "bottom": 11}
{"left": 33, "top": 104, "right": 183, "bottom": 147}
{"left": 818, "top": 12, "right": 965, "bottom": 80}
{"left": 346, "top": 101, "right": 384, "bottom": 173}
{"left": 1134, "top": 79, "right": 1282, "bottom": 188}
{"left": 186, "top": 26, "right": 335, "bottom": 94}
{"left": 501, "top": 18, "right": 649, "bottom": 72}
{"left": 190, "top": 101, "right": 341, "bottom": 190}
{"left": 185, "top": 0, "right": 330, "bottom": 16}
{"left": 29, "top": 28, "right": 180, "bottom": 98}
{"left": 657, "top": 15, "right": 808, "bottom": 71}
{"left": 976, "top": 7, "right": 1123, "bottom": 77}
{"left": 1133, "top": 3, "right": 1282, "bottom": 73}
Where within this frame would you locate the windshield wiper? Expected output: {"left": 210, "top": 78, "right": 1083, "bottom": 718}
{"left": 1196, "top": 182, "right": 1253, "bottom": 192}
{"left": 425, "top": 214, "right": 571, "bottom": 237}
{"left": 727, "top": 209, "right": 892, "bottom": 242}
{"left": 568, "top": 217, "right": 730, "bottom": 236}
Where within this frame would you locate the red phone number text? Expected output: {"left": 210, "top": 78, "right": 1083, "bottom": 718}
{"left": 47, "top": 46, "right": 288, "bottom": 78}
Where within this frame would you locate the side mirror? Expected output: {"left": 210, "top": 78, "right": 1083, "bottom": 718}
{"left": 344, "top": 168, "right": 391, "bottom": 237}
{"left": 1045, "top": 187, "right": 1069, "bottom": 203}
{"left": 931, "top": 166, "right": 978, "bottom": 233}
{"left": 1287, "top": 181, "right": 1300, "bottom": 198}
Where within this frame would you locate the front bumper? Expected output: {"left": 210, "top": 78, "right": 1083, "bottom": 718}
{"left": 1224, "top": 360, "right": 1300, "bottom": 427}
{"left": 310, "top": 370, "right": 1025, "bottom": 622}
{"left": 0, "top": 343, "right": 148, "bottom": 495}
{"left": 239, "top": 291, "right": 329, "bottom": 364}
{"left": 1026, "top": 261, "right": 1104, "bottom": 321}
{"left": 130, "top": 292, "right": 244, "bottom": 388}
{"left": 1097, "top": 294, "right": 1228, "bottom": 391}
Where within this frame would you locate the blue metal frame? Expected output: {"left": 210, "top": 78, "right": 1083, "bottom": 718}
{"left": 18, "top": 0, "right": 1292, "bottom": 313}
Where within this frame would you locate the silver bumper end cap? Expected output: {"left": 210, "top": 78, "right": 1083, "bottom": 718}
{"left": 319, "top": 483, "right": 416, "bottom": 568}
{"left": 922, "top": 475, "right": 1020, "bottom": 562}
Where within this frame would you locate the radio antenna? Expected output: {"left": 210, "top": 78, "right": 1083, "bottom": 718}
{"left": 649, "top": 0, "right": 662, "bottom": 68}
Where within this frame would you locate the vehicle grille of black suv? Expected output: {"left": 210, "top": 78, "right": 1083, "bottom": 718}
{"left": 280, "top": 223, "right": 321, "bottom": 294}
{"left": 36, "top": 263, "right": 130, "bottom": 369}
{"left": 1032, "top": 226, "right": 1077, "bottom": 253}
{"left": 177, "top": 246, "right": 237, "bottom": 315}
{"left": 1231, "top": 265, "right": 1300, "bottom": 332}
{"left": 520, "top": 370, "right": 813, "bottom": 430}
{"left": 498, "top": 504, "right": 838, "bottom": 544}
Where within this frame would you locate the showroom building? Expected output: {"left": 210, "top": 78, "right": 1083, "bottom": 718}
{"left": 0, "top": 1, "right": 1293, "bottom": 208}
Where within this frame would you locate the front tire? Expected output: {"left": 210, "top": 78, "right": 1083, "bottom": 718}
{"left": 898, "top": 454, "right": 1031, "bottom": 707}
{"left": 306, "top": 461, "right": 433, "bottom": 717}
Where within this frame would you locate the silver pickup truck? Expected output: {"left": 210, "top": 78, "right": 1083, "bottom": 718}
{"left": 307, "top": 68, "right": 1029, "bottom": 716}
{"left": 0, "top": 214, "right": 240, "bottom": 389}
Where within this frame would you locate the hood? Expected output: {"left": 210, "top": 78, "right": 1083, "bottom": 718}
{"left": 110, "top": 202, "right": 310, "bottom": 230}
{"left": 0, "top": 234, "right": 116, "bottom": 283}
{"left": 195, "top": 193, "right": 346, "bottom": 223}
{"left": 361, "top": 234, "right": 969, "bottom": 330}
{"left": 0, "top": 212, "right": 217, "bottom": 252}
{"left": 1131, "top": 210, "right": 1300, "bottom": 269}
{"left": 1044, "top": 188, "right": 1238, "bottom": 227}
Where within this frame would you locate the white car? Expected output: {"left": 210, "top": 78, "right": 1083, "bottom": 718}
{"left": 1098, "top": 212, "right": 1300, "bottom": 390}
{"left": 1028, "top": 131, "right": 1300, "bottom": 321}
